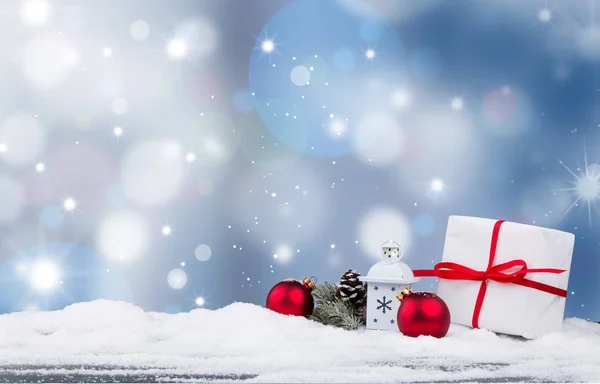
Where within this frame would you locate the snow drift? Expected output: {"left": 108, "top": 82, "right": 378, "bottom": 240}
{"left": 0, "top": 300, "right": 598, "bottom": 383}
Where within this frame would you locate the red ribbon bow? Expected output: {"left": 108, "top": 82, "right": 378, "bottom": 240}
{"left": 413, "top": 220, "right": 567, "bottom": 329}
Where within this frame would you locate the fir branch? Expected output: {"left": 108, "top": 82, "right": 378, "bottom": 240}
{"left": 311, "top": 283, "right": 364, "bottom": 330}
{"left": 312, "top": 282, "right": 337, "bottom": 304}
{"left": 312, "top": 299, "right": 362, "bottom": 330}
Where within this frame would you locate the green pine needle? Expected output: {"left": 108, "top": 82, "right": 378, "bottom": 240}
{"left": 311, "top": 282, "right": 364, "bottom": 330}
{"left": 312, "top": 282, "right": 337, "bottom": 303}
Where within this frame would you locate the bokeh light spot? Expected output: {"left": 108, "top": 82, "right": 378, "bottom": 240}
{"left": 167, "top": 269, "right": 187, "bottom": 290}
{"left": 290, "top": 66, "right": 311, "bottom": 86}
{"left": 194, "top": 244, "right": 212, "bottom": 262}
{"left": 130, "top": 20, "right": 150, "bottom": 41}
{"left": 0, "top": 113, "right": 46, "bottom": 166}
{"left": 121, "top": 140, "right": 185, "bottom": 206}
{"left": 354, "top": 112, "right": 405, "bottom": 165}
{"left": 111, "top": 98, "right": 129, "bottom": 115}
{"left": 20, "top": 0, "right": 51, "bottom": 27}
{"left": 97, "top": 210, "right": 149, "bottom": 263}
{"left": 358, "top": 207, "right": 412, "bottom": 261}
{"left": 21, "top": 35, "right": 77, "bottom": 86}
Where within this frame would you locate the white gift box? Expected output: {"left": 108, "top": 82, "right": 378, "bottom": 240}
{"left": 433, "top": 216, "right": 575, "bottom": 339}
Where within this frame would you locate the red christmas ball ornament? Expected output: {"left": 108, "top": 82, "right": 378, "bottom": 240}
{"left": 266, "top": 278, "right": 315, "bottom": 317}
{"left": 396, "top": 288, "right": 451, "bottom": 338}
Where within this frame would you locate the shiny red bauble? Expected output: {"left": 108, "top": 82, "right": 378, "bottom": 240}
{"left": 397, "top": 291, "right": 450, "bottom": 338}
{"left": 266, "top": 278, "right": 314, "bottom": 317}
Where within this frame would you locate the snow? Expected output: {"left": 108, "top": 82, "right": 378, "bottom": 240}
{"left": 0, "top": 300, "right": 598, "bottom": 383}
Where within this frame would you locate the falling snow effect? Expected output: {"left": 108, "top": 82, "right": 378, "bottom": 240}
{"left": 0, "top": 0, "right": 598, "bottom": 380}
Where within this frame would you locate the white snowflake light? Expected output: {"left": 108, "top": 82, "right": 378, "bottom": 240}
{"left": 20, "top": 0, "right": 51, "bottom": 27}
{"left": 451, "top": 97, "right": 464, "bottom": 111}
{"left": 556, "top": 148, "right": 600, "bottom": 226}
{"left": 186, "top": 152, "right": 196, "bottom": 163}
{"left": 35, "top": 162, "right": 45, "bottom": 172}
{"left": 366, "top": 49, "right": 376, "bottom": 59}
{"left": 538, "top": 8, "right": 552, "bottom": 23}
{"left": 29, "top": 259, "right": 61, "bottom": 292}
{"left": 195, "top": 296, "right": 205, "bottom": 306}
{"left": 167, "top": 38, "right": 188, "bottom": 59}
{"left": 273, "top": 244, "right": 293, "bottom": 264}
{"left": 328, "top": 118, "right": 347, "bottom": 137}
{"left": 63, "top": 197, "right": 77, "bottom": 211}
{"left": 162, "top": 225, "right": 172, "bottom": 236}
{"left": 261, "top": 39, "right": 275, "bottom": 53}
{"left": 430, "top": 178, "right": 445, "bottom": 192}
{"left": 576, "top": 175, "right": 598, "bottom": 198}
{"left": 113, "top": 126, "right": 123, "bottom": 137}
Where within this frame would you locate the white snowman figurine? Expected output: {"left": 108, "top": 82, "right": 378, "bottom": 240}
{"left": 359, "top": 240, "right": 420, "bottom": 331}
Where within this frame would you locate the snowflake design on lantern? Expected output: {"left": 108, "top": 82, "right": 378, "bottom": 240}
{"left": 376, "top": 296, "right": 392, "bottom": 314}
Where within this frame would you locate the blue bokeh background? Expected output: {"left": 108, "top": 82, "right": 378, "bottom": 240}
{"left": 0, "top": 0, "right": 598, "bottom": 322}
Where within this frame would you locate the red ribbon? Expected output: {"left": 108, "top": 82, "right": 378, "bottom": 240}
{"left": 413, "top": 220, "right": 567, "bottom": 329}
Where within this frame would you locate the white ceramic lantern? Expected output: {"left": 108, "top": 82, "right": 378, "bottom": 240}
{"left": 358, "top": 240, "right": 420, "bottom": 331}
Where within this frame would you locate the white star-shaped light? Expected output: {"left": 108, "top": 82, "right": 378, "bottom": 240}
{"left": 365, "top": 49, "right": 376, "bottom": 60}
{"left": 162, "top": 225, "right": 172, "bottom": 236}
{"left": 186, "top": 152, "right": 196, "bottom": 163}
{"left": 555, "top": 147, "right": 600, "bottom": 226}
{"left": 167, "top": 38, "right": 188, "bottom": 59}
{"left": 63, "top": 197, "right": 77, "bottom": 211}
{"left": 328, "top": 118, "right": 347, "bottom": 137}
{"left": 113, "top": 126, "right": 123, "bottom": 137}
{"left": 261, "top": 39, "right": 275, "bottom": 53}
{"left": 430, "top": 178, "right": 445, "bottom": 192}
{"left": 29, "top": 259, "right": 61, "bottom": 292}
{"left": 35, "top": 162, "right": 45, "bottom": 172}
{"left": 195, "top": 296, "right": 205, "bottom": 306}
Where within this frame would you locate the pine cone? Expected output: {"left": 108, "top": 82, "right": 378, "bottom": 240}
{"left": 353, "top": 297, "right": 366, "bottom": 321}
{"left": 335, "top": 269, "right": 366, "bottom": 307}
